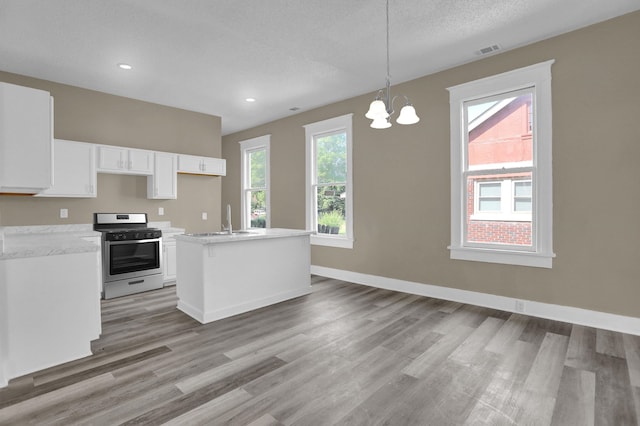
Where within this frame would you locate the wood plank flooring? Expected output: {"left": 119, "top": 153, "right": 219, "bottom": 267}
{"left": 1, "top": 276, "right": 639, "bottom": 425}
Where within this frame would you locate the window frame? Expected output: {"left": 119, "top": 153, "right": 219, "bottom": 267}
{"left": 304, "top": 113, "right": 354, "bottom": 249}
{"left": 448, "top": 60, "right": 555, "bottom": 268}
{"left": 239, "top": 135, "right": 270, "bottom": 230}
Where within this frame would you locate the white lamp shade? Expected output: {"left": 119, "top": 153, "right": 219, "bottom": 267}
{"left": 370, "top": 117, "right": 392, "bottom": 129}
{"left": 365, "top": 100, "right": 389, "bottom": 120}
{"left": 396, "top": 105, "right": 420, "bottom": 125}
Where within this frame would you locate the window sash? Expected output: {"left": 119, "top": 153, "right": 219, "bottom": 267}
{"left": 239, "top": 135, "right": 270, "bottom": 230}
{"left": 311, "top": 130, "right": 348, "bottom": 236}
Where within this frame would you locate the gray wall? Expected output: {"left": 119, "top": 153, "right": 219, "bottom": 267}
{"left": 222, "top": 11, "right": 640, "bottom": 319}
{"left": 0, "top": 71, "right": 223, "bottom": 233}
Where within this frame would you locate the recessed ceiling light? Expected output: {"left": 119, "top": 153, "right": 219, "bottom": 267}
{"left": 245, "top": 97, "right": 256, "bottom": 103}
{"left": 118, "top": 63, "right": 133, "bottom": 70}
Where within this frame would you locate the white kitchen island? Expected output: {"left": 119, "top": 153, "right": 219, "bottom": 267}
{"left": 174, "top": 228, "right": 312, "bottom": 324}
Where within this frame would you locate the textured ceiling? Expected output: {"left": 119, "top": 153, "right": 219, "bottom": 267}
{"left": 1, "top": 0, "right": 639, "bottom": 135}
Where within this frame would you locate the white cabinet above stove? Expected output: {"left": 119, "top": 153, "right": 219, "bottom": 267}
{"left": 96, "top": 145, "right": 154, "bottom": 175}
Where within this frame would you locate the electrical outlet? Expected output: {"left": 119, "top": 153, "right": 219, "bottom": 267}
{"left": 60, "top": 208, "right": 68, "bottom": 219}
{"left": 515, "top": 300, "right": 525, "bottom": 313}
{"left": 202, "top": 212, "right": 208, "bottom": 220}
{"left": 158, "top": 207, "right": 164, "bottom": 216}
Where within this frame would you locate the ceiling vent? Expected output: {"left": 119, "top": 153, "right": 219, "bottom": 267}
{"left": 477, "top": 44, "right": 501, "bottom": 56}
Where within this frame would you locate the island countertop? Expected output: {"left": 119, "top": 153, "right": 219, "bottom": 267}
{"left": 0, "top": 225, "right": 100, "bottom": 260}
{"left": 175, "top": 228, "right": 313, "bottom": 245}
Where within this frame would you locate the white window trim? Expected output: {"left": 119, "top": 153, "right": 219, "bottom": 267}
{"left": 448, "top": 60, "right": 555, "bottom": 268}
{"left": 304, "top": 114, "right": 354, "bottom": 249}
{"left": 239, "top": 135, "right": 270, "bottom": 230}
{"left": 471, "top": 179, "right": 532, "bottom": 222}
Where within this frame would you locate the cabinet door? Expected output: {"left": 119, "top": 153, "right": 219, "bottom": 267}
{"left": 163, "top": 241, "right": 177, "bottom": 283}
{"left": 177, "top": 154, "right": 226, "bottom": 176}
{"left": 201, "top": 157, "right": 226, "bottom": 176}
{"left": 177, "top": 154, "right": 203, "bottom": 174}
{"left": 128, "top": 149, "right": 154, "bottom": 175}
{"left": 37, "top": 140, "right": 96, "bottom": 197}
{"left": 97, "top": 146, "right": 126, "bottom": 172}
{"left": 0, "top": 82, "right": 52, "bottom": 193}
{"left": 147, "top": 152, "right": 177, "bottom": 199}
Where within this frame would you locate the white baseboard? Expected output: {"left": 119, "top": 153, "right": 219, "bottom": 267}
{"left": 311, "top": 265, "right": 640, "bottom": 336}
{"left": 178, "top": 288, "right": 311, "bottom": 325}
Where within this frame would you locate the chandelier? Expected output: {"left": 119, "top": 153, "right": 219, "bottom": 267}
{"left": 365, "top": 0, "right": 420, "bottom": 129}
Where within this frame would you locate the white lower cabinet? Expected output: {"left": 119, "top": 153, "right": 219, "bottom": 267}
{"left": 163, "top": 237, "right": 177, "bottom": 284}
{"left": 0, "top": 250, "right": 101, "bottom": 387}
{"left": 37, "top": 139, "right": 97, "bottom": 198}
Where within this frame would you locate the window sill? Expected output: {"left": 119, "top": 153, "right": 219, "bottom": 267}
{"left": 311, "top": 234, "right": 353, "bottom": 249}
{"left": 470, "top": 214, "right": 532, "bottom": 222}
{"left": 449, "top": 245, "right": 554, "bottom": 268}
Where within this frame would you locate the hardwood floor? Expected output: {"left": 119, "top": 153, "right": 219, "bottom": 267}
{"left": 1, "top": 276, "right": 639, "bottom": 425}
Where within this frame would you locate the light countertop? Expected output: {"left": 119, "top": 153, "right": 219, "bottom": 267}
{"left": 0, "top": 225, "right": 100, "bottom": 260}
{"left": 175, "top": 228, "right": 312, "bottom": 245}
{"left": 0, "top": 222, "right": 185, "bottom": 260}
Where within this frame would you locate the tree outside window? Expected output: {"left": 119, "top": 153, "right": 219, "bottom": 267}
{"left": 248, "top": 148, "right": 267, "bottom": 228}
{"left": 315, "top": 132, "right": 347, "bottom": 235}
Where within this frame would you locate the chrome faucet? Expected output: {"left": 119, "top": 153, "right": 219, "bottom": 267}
{"left": 222, "top": 204, "right": 233, "bottom": 234}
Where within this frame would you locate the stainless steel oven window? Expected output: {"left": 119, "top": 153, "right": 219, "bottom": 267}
{"left": 104, "top": 239, "right": 162, "bottom": 280}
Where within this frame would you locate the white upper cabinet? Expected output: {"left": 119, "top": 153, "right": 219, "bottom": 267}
{"left": 37, "top": 139, "right": 97, "bottom": 198}
{"left": 147, "top": 152, "right": 177, "bottom": 199}
{"left": 96, "top": 145, "right": 154, "bottom": 175}
{"left": 0, "top": 82, "right": 53, "bottom": 193}
{"left": 177, "top": 154, "right": 226, "bottom": 176}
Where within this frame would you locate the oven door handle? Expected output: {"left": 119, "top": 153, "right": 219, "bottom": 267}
{"left": 105, "top": 238, "right": 162, "bottom": 246}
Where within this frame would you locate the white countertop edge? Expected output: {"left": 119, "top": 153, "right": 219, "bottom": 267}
{"left": 0, "top": 244, "right": 100, "bottom": 260}
{"left": 175, "top": 228, "right": 313, "bottom": 245}
{"left": 0, "top": 225, "right": 99, "bottom": 260}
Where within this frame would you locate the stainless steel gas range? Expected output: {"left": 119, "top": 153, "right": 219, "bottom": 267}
{"left": 93, "top": 213, "right": 163, "bottom": 299}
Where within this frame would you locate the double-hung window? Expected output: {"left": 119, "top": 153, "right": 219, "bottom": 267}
{"left": 304, "top": 114, "right": 353, "bottom": 248}
{"left": 448, "top": 61, "right": 555, "bottom": 268}
{"left": 239, "top": 135, "right": 270, "bottom": 229}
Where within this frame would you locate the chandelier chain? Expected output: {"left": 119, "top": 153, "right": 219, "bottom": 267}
{"left": 386, "top": 0, "right": 390, "bottom": 82}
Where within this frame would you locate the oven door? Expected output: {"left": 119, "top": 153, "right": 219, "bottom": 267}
{"left": 103, "top": 238, "right": 163, "bottom": 282}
